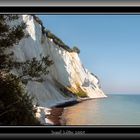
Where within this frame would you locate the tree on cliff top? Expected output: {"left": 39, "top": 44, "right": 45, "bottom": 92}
{"left": 72, "top": 46, "right": 80, "bottom": 54}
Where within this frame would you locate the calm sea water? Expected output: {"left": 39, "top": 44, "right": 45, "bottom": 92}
{"left": 62, "top": 94, "right": 140, "bottom": 125}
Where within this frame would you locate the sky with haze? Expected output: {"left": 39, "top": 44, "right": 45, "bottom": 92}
{"left": 39, "top": 15, "right": 140, "bottom": 94}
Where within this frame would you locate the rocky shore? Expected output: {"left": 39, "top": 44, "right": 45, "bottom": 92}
{"left": 46, "top": 107, "right": 64, "bottom": 125}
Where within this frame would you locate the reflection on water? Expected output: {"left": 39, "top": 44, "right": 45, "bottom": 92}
{"left": 62, "top": 99, "right": 102, "bottom": 125}
{"left": 62, "top": 94, "right": 140, "bottom": 125}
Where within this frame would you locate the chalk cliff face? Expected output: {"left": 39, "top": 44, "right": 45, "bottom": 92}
{"left": 11, "top": 15, "right": 106, "bottom": 110}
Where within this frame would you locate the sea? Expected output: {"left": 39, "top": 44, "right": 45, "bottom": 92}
{"left": 61, "top": 94, "right": 140, "bottom": 125}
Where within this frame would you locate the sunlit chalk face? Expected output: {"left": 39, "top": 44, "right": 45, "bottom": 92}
{"left": 39, "top": 15, "right": 140, "bottom": 94}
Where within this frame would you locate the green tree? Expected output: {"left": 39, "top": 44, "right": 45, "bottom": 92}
{"left": 0, "top": 72, "right": 40, "bottom": 125}
{"left": 0, "top": 15, "right": 42, "bottom": 125}
{"left": 14, "top": 56, "right": 53, "bottom": 84}
{"left": 72, "top": 46, "right": 80, "bottom": 54}
{"left": 0, "top": 15, "right": 26, "bottom": 72}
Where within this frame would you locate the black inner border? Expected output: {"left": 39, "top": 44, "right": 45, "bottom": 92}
{"left": 0, "top": 6, "right": 140, "bottom": 139}
{"left": 0, "top": 6, "right": 139, "bottom": 13}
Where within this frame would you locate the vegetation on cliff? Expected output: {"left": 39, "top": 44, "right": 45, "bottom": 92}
{"left": 72, "top": 46, "right": 80, "bottom": 54}
{"left": 33, "top": 15, "right": 81, "bottom": 54}
{"left": 0, "top": 15, "right": 53, "bottom": 125}
{"left": 0, "top": 73, "right": 40, "bottom": 125}
{"left": 14, "top": 56, "right": 53, "bottom": 84}
{"left": 0, "top": 15, "right": 26, "bottom": 72}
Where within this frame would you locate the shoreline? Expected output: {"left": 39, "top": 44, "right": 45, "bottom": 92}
{"left": 45, "top": 97, "right": 99, "bottom": 125}
{"left": 45, "top": 99, "right": 80, "bottom": 125}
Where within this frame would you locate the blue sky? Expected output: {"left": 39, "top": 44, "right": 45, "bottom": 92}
{"left": 39, "top": 15, "right": 140, "bottom": 94}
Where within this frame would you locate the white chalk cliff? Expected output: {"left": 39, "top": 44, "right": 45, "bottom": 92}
{"left": 10, "top": 15, "right": 106, "bottom": 124}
